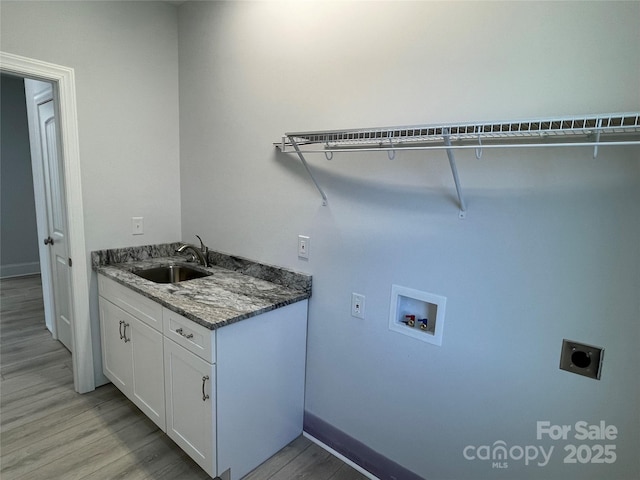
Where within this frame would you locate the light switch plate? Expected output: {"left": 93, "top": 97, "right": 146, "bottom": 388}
{"left": 298, "top": 235, "right": 310, "bottom": 259}
{"left": 132, "top": 217, "right": 144, "bottom": 235}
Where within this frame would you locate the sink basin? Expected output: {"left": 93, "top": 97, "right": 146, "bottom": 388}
{"left": 132, "top": 264, "right": 211, "bottom": 284}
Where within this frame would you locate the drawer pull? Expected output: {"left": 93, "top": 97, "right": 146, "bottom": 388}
{"left": 175, "top": 327, "right": 194, "bottom": 339}
{"left": 202, "top": 375, "right": 210, "bottom": 401}
{"left": 123, "top": 323, "right": 131, "bottom": 343}
{"left": 119, "top": 320, "right": 125, "bottom": 340}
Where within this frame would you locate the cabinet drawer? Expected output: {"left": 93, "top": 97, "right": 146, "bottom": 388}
{"left": 163, "top": 307, "right": 215, "bottom": 363}
{"left": 98, "top": 274, "right": 163, "bottom": 331}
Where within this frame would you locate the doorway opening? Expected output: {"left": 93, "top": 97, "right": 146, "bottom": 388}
{"left": 0, "top": 73, "right": 70, "bottom": 357}
{"left": 0, "top": 74, "right": 41, "bottom": 280}
{"left": 1, "top": 51, "right": 94, "bottom": 393}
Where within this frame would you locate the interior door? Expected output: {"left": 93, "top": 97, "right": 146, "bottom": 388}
{"left": 25, "top": 80, "right": 73, "bottom": 352}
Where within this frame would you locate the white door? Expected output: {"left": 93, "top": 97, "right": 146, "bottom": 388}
{"left": 24, "top": 79, "right": 73, "bottom": 352}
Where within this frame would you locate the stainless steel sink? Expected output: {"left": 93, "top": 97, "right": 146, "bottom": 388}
{"left": 132, "top": 264, "right": 212, "bottom": 284}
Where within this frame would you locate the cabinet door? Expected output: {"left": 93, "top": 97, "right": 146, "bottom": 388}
{"left": 99, "top": 297, "right": 132, "bottom": 394}
{"left": 164, "top": 337, "right": 216, "bottom": 477}
{"left": 130, "top": 318, "right": 166, "bottom": 430}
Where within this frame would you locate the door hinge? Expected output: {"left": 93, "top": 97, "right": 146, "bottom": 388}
{"left": 68, "top": 258, "right": 72, "bottom": 267}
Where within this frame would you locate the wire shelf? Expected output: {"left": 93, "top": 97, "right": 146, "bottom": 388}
{"left": 280, "top": 112, "right": 640, "bottom": 151}
{"left": 275, "top": 112, "right": 640, "bottom": 213}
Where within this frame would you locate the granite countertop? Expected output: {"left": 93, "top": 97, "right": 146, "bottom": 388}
{"left": 93, "top": 243, "right": 311, "bottom": 330}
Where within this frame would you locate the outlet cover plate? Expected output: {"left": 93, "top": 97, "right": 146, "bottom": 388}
{"left": 559, "top": 339, "right": 604, "bottom": 380}
{"left": 351, "top": 293, "right": 365, "bottom": 319}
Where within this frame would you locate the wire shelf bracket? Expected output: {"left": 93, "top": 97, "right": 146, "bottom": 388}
{"left": 289, "top": 136, "right": 328, "bottom": 206}
{"left": 443, "top": 129, "right": 467, "bottom": 218}
{"left": 276, "top": 112, "right": 640, "bottom": 215}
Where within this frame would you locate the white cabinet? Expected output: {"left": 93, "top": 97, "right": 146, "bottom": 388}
{"left": 130, "top": 315, "right": 165, "bottom": 428}
{"left": 98, "top": 276, "right": 165, "bottom": 430}
{"left": 98, "top": 273, "right": 308, "bottom": 480}
{"left": 99, "top": 298, "right": 131, "bottom": 391}
{"left": 215, "top": 301, "right": 308, "bottom": 480}
{"left": 162, "top": 307, "right": 217, "bottom": 476}
{"left": 164, "top": 336, "right": 216, "bottom": 476}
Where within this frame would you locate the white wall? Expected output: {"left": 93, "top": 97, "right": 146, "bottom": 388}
{"left": 178, "top": 2, "right": 639, "bottom": 479}
{"left": 0, "top": 74, "right": 40, "bottom": 278}
{"left": 0, "top": 0, "right": 181, "bottom": 382}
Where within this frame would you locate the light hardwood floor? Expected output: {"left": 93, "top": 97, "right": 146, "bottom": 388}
{"left": 1, "top": 275, "right": 367, "bottom": 480}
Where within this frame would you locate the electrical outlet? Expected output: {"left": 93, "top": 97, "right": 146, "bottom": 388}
{"left": 351, "top": 293, "right": 365, "bottom": 319}
{"left": 559, "top": 339, "right": 604, "bottom": 380}
{"left": 132, "top": 217, "right": 144, "bottom": 235}
{"left": 298, "top": 235, "right": 310, "bottom": 259}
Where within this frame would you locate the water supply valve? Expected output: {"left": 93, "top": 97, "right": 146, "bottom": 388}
{"left": 403, "top": 315, "right": 416, "bottom": 327}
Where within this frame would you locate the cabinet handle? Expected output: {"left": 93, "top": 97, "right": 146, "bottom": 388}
{"left": 119, "top": 320, "right": 125, "bottom": 340}
{"left": 176, "top": 327, "right": 194, "bottom": 340}
{"left": 202, "top": 375, "right": 210, "bottom": 401}
{"left": 123, "top": 323, "right": 131, "bottom": 343}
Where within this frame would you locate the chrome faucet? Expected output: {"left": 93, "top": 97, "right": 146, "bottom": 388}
{"left": 176, "top": 235, "right": 209, "bottom": 267}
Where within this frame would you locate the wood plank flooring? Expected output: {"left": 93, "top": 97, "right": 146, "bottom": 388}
{"left": 0, "top": 275, "right": 368, "bottom": 480}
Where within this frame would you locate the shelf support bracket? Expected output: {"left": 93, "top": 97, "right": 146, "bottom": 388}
{"left": 288, "top": 135, "right": 328, "bottom": 206}
{"left": 443, "top": 130, "right": 467, "bottom": 218}
{"left": 593, "top": 118, "right": 603, "bottom": 159}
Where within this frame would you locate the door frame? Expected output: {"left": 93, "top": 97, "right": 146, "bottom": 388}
{"left": 1, "top": 51, "right": 94, "bottom": 394}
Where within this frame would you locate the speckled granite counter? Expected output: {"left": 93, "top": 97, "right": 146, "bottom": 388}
{"left": 92, "top": 243, "right": 311, "bottom": 330}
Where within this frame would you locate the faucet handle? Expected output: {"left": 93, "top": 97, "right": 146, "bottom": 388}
{"left": 195, "top": 235, "right": 208, "bottom": 254}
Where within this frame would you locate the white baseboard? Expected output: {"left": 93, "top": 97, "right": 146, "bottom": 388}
{"left": 303, "top": 431, "right": 380, "bottom": 480}
{"left": 0, "top": 261, "right": 41, "bottom": 279}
